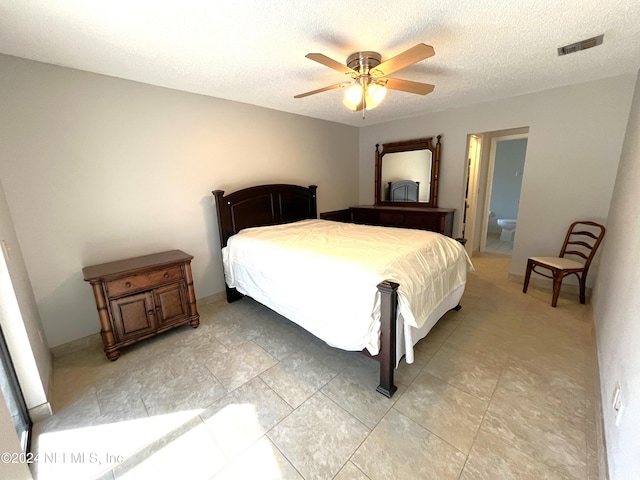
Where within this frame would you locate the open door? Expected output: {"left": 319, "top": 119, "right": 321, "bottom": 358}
{"left": 462, "top": 135, "right": 482, "bottom": 257}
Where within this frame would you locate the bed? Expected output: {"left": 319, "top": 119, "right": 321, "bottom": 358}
{"left": 212, "top": 184, "right": 472, "bottom": 397}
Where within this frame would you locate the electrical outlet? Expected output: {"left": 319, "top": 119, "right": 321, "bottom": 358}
{"left": 612, "top": 384, "right": 624, "bottom": 426}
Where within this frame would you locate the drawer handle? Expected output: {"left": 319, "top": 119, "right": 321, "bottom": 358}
{"left": 125, "top": 282, "right": 132, "bottom": 288}
{"left": 163, "top": 273, "right": 169, "bottom": 278}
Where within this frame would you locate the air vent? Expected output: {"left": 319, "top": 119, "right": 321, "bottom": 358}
{"left": 557, "top": 34, "right": 604, "bottom": 56}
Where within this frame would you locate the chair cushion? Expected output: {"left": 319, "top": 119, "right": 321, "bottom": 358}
{"left": 529, "top": 256, "right": 584, "bottom": 270}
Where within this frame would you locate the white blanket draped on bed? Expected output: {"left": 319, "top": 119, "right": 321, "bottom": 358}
{"left": 222, "top": 219, "right": 473, "bottom": 360}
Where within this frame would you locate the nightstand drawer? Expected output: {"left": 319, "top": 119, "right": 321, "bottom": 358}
{"left": 106, "top": 265, "right": 183, "bottom": 298}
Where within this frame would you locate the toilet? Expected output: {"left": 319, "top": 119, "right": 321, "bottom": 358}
{"left": 497, "top": 218, "right": 517, "bottom": 242}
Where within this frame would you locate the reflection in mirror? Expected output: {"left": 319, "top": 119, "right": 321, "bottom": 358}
{"left": 381, "top": 150, "right": 432, "bottom": 202}
{"left": 374, "top": 135, "right": 441, "bottom": 207}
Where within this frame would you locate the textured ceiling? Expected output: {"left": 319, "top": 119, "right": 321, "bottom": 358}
{"left": 1, "top": 1, "right": 639, "bottom": 127}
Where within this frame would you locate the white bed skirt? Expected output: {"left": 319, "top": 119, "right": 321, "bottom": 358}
{"left": 223, "top": 220, "right": 472, "bottom": 362}
{"left": 397, "top": 283, "right": 465, "bottom": 366}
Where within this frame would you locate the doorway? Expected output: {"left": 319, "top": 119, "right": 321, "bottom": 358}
{"left": 463, "top": 128, "right": 529, "bottom": 257}
{"left": 483, "top": 135, "right": 528, "bottom": 254}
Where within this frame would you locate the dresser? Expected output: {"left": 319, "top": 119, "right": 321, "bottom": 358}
{"left": 321, "top": 205, "right": 455, "bottom": 237}
{"left": 82, "top": 250, "right": 200, "bottom": 360}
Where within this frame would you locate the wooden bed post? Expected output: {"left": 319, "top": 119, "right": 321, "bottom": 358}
{"left": 212, "top": 189, "right": 243, "bottom": 303}
{"left": 376, "top": 280, "right": 399, "bottom": 398}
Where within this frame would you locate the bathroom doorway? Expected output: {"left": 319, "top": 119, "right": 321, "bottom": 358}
{"left": 463, "top": 127, "right": 529, "bottom": 257}
{"left": 482, "top": 134, "right": 528, "bottom": 255}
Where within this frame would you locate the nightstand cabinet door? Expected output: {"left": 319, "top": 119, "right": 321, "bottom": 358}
{"left": 154, "top": 282, "right": 189, "bottom": 327}
{"left": 110, "top": 291, "right": 157, "bottom": 342}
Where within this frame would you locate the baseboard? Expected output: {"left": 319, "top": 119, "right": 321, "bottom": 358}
{"left": 50, "top": 332, "right": 102, "bottom": 359}
{"left": 590, "top": 320, "right": 610, "bottom": 479}
{"left": 29, "top": 402, "right": 52, "bottom": 423}
{"left": 507, "top": 273, "right": 590, "bottom": 296}
{"left": 196, "top": 291, "right": 226, "bottom": 305}
{"left": 51, "top": 293, "right": 226, "bottom": 358}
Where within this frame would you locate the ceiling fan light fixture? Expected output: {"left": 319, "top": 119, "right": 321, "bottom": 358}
{"left": 343, "top": 80, "right": 387, "bottom": 111}
{"left": 342, "top": 98, "right": 360, "bottom": 111}
{"left": 295, "top": 44, "right": 436, "bottom": 117}
{"left": 366, "top": 83, "right": 387, "bottom": 109}
{"left": 344, "top": 83, "right": 363, "bottom": 106}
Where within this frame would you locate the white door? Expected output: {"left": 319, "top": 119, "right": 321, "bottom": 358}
{"left": 462, "top": 135, "right": 481, "bottom": 257}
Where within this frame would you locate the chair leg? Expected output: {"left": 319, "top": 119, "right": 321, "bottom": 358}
{"left": 551, "top": 271, "right": 562, "bottom": 307}
{"left": 523, "top": 260, "right": 533, "bottom": 293}
{"left": 579, "top": 274, "right": 587, "bottom": 304}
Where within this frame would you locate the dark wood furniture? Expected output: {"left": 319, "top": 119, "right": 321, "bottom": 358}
{"left": 321, "top": 205, "right": 455, "bottom": 237}
{"left": 388, "top": 180, "right": 420, "bottom": 201}
{"left": 523, "top": 221, "right": 606, "bottom": 307}
{"left": 83, "top": 250, "right": 200, "bottom": 360}
{"left": 213, "top": 184, "right": 399, "bottom": 397}
{"left": 324, "top": 134, "right": 454, "bottom": 236}
{"left": 376, "top": 135, "right": 441, "bottom": 207}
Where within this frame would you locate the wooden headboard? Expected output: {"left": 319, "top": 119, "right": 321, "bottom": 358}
{"left": 388, "top": 180, "right": 420, "bottom": 202}
{"left": 212, "top": 184, "right": 318, "bottom": 248}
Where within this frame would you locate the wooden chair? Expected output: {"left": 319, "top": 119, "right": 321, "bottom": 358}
{"left": 523, "top": 221, "right": 606, "bottom": 307}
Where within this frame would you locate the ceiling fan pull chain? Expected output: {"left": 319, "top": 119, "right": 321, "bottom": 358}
{"left": 362, "top": 82, "right": 366, "bottom": 119}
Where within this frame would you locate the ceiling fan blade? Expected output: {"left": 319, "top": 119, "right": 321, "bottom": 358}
{"left": 294, "top": 82, "right": 346, "bottom": 98}
{"left": 305, "top": 53, "right": 358, "bottom": 76}
{"left": 384, "top": 78, "right": 435, "bottom": 95}
{"left": 371, "top": 43, "right": 435, "bottom": 77}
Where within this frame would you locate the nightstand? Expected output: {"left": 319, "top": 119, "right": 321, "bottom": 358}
{"left": 82, "top": 250, "right": 200, "bottom": 360}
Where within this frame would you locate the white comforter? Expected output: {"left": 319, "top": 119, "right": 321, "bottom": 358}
{"left": 222, "top": 219, "right": 473, "bottom": 356}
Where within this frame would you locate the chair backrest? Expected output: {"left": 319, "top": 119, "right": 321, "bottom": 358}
{"left": 559, "top": 221, "right": 606, "bottom": 269}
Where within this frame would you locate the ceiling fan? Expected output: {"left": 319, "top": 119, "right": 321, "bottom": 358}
{"left": 294, "top": 43, "right": 435, "bottom": 115}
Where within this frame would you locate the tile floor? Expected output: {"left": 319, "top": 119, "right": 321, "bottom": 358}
{"left": 485, "top": 232, "right": 513, "bottom": 255}
{"left": 32, "top": 254, "right": 602, "bottom": 480}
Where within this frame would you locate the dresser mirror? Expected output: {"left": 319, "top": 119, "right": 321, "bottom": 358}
{"left": 374, "top": 135, "right": 441, "bottom": 207}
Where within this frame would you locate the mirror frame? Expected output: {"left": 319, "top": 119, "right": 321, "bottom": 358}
{"left": 374, "top": 135, "right": 442, "bottom": 207}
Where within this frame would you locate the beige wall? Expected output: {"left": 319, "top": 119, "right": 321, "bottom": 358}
{"left": 0, "top": 54, "right": 359, "bottom": 347}
{"left": 593, "top": 70, "right": 640, "bottom": 479}
{"left": 358, "top": 75, "right": 636, "bottom": 283}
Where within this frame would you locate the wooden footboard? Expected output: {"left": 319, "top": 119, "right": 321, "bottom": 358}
{"left": 224, "top": 280, "right": 400, "bottom": 397}
{"left": 213, "top": 184, "right": 401, "bottom": 397}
